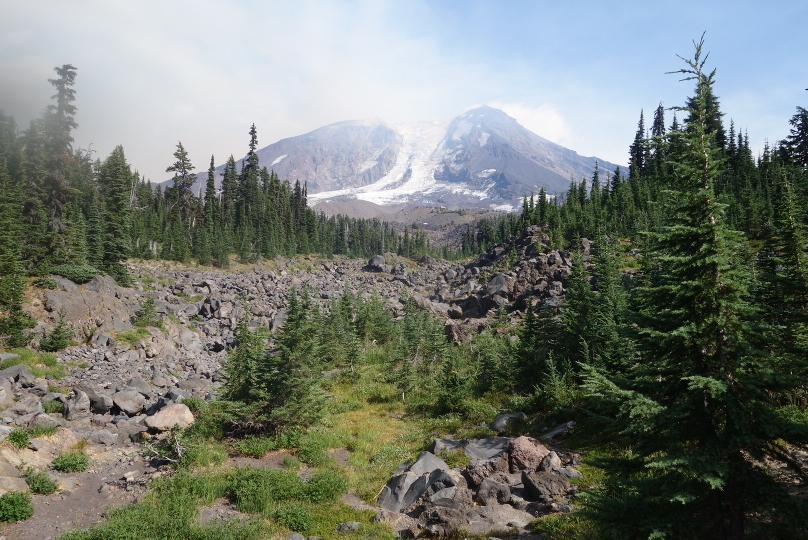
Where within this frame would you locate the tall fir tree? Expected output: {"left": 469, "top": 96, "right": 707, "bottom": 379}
{"left": 583, "top": 37, "right": 808, "bottom": 539}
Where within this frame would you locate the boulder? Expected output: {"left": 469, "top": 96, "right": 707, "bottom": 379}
{"left": 0, "top": 364, "right": 35, "bottom": 383}
{"left": 463, "top": 437, "right": 510, "bottom": 460}
{"left": 538, "top": 451, "right": 562, "bottom": 472}
{"left": 145, "top": 403, "right": 194, "bottom": 431}
{"left": 336, "top": 521, "right": 361, "bottom": 532}
{"left": 484, "top": 274, "right": 511, "bottom": 297}
{"left": 127, "top": 376, "right": 153, "bottom": 398}
{"left": 521, "top": 470, "right": 571, "bottom": 503}
{"left": 0, "top": 380, "right": 14, "bottom": 409}
{"left": 475, "top": 477, "right": 511, "bottom": 506}
{"left": 541, "top": 420, "right": 576, "bottom": 440}
{"left": 9, "top": 395, "right": 43, "bottom": 416}
{"left": 0, "top": 477, "right": 29, "bottom": 496}
{"left": 88, "top": 429, "right": 118, "bottom": 446}
{"left": 462, "top": 452, "right": 509, "bottom": 487}
{"left": 112, "top": 389, "right": 146, "bottom": 416}
{"left": 409, "top": 451, "right": 449, "bottom": 476}
{"left": 64, "top": 390, "right": 92, "bottom": 420}
{"left": 366, "top": 255, "right": 386, "bottom": 272}
{"left": 489, "top": 412, "right": 526, "bottom": 433}
{"left": 419, "top": 506, "right": 468, "bottom": 537}
{"left": 509, "top": 436, "right": 550, "bottom": 472}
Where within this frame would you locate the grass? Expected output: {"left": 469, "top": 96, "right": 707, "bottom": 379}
{"left": 0, "top": 348, "right": 66, "bottom": 379}
{"left": 30, "top": 424, "right": 59, "bottom": 438}
{"left": 231, "top": 436, "right": 277, "bottom": 458}
{"left": 6, "top": 429, "right": 30, "bottom": 449}
{"left": 52, "top": 452, "right": 90, "bottom": 472}
{"left": 115, "top": 328, "right": 151, "bottom": 349}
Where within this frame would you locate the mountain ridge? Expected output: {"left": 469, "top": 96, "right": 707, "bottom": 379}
{"left": 166, "top": 106, "right": 622, "bottom": 214}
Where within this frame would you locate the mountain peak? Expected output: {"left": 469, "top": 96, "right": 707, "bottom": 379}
{"left": 170, "top": 109, "right": 620, "bottom": 214}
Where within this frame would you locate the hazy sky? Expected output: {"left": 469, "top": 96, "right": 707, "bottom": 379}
{"left": 1, "top": 0, "right": 805, "bottom": 184}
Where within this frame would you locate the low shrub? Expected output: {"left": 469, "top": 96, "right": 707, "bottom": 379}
{"left": 297, "top": 437, "right": 330, "bottom": 467}
{"left": 52, "top": 452, "right": 90, "bottom": 472}
{"left": 25, "top": 468, "right": 58, "bottom": 495}
{"left": 50, "top": 264, "right": 101, "bottom": 284}
{"left": 227, "top": 467, "right": 302, "bottom": 513}
{"left": 233, "top": 436, "right": 277, "bottom": 458}
{"left": 39, "top": 307, "right": 74, "bottom": 352}
{"left": 33, "top": 276, "right": 57, "bottom": 289}
{"left": 6, "top": 429, "right": 29, "bottom": 449}
{"left": 43, "top": 400, "right": 65, "bottom": 414}
{"left": 134, "top": 297, "right": 164, "bottom": 329}
{"left": 275, "top": 504, "right": 312, "bottom": 532}
{"left": 301, "top": 470, "right": 347, "bottom": 503}
{"left": 0, "top": 491, "right": 33, "bottom": 522}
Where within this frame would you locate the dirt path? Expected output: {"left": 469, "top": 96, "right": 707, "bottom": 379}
{"left": 0, "top": 456, "right": 151, "bottom": 540}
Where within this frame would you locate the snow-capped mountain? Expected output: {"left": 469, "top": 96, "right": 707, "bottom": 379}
{"left": 175, "top": 106, "right": 621, "bottom": 212}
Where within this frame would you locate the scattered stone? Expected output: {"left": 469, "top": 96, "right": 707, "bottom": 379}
{"left": 336, "top": 521, "right": 361, "bottom": 532}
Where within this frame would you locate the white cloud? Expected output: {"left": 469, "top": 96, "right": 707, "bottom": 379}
{"left": 487, "top": 101, "right": 574, "bottom": 147}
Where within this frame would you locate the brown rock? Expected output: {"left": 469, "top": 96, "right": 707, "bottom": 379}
{"left": 509, "top": 435, "right": 550, "bottom": 472}
{"left": 0, "top": 476, "right": 29, "bottom": 496}
{"left": 145, "top": 403, "right": 194, "bottom": 431}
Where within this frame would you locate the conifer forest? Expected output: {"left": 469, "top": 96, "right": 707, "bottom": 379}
{"left": 1, "top": 35, "right": 808, "bottom": 540}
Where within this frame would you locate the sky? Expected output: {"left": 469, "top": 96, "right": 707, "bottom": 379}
{"left": 1, "top": 0, "right": 806, "bottom": 184}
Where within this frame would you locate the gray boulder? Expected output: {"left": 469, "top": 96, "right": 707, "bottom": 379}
{"left": 409, "top": 451, "right": 449, "bottom": 476}
{"left": 9, "top": 396, "right": 43, "bottom": 416}
{"left": 64, "top": 390, "right": 91, "bottom": 420}
{"left": 475, "top": 477, "right": 511, "bottom": 506}
{"left": 88, "top": 430, "right": 118, "bottom": 446}
{"left": 463, "top": 437, "right": 510, "bottom": 460}
{"left": 489, "top": 412, "right": 527, "bottom": 433}
{"left": 539, "top": 451, "right": 562, "bottom": 472}
{"left": 112, "top": 389, "right": 146, "bottom": 416}
{"left": 0, "top": 364, "right": 34, "bottom": 383}
{"left": 336, "top": 521, "right": 361, "bottom": 532}
{"left": 366, "top": 255, "right": 386, "bottom": 272}
{"left": 127, "top": 376, "right": 153, "bottom": 398}
{"left": 521, "top": 470, "right": 571, "bottom": 503}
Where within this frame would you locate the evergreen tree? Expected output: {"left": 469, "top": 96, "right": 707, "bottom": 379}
{"left": 583, "top": 38, "right": 808, "bottom": 538}
{"left": 0, "top": 159, "right": 34, "bottom": 347}
{"left": 165, "top": 141, "right": 196, "bottom": 226}
{"left": 252, "top": 290, "right": 327, "bottom": 433}
{"left": 97, "top": 146, "right": 132, "bottom": 283}
{"left": 784, "top": 106, "right": 808, "bottom": 167}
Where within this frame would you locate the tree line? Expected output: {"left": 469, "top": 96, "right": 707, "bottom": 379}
{"left": 0, "top": 66, "right": 453, "bottom": 346}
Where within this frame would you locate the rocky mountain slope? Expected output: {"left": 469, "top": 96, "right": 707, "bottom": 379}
{"left": 2, "top": 228, "right": 587, "bottom": 538}
{"left": 170, "top": 106, "right": 620, "bottom": 214}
